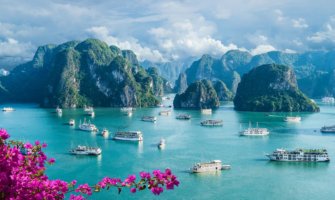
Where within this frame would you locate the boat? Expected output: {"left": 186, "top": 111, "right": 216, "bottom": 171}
{"left": 112, "top": 131, "right": 143, "bottom": 141}
{"left": 69, "top": 145, "right": 102, "bottom": 155}
{"left": 69, "top": 119, "right": 75, "bottom": 126}
{"left": 141, "top": 116, "right": 157, "bottom": 122}
{"left": 200, "top": 119, "right": 223, "bottom": 127}
{"left": 159, "top": 110, "right": 171, "bottom": 116}
{"left": 320, "top": 125, "right": 335, "bottom": 133}
{"left": 191, "top": 160, "right": 231, "bottom": 173}
{"left": 176, "top": 114, "right": 191, "bottom": 120}
{"left": 99, "top": 128, "right": 109, "bottom": 136}
{"left": 83, "top": 105, "right": 94, "bottom": 112}
{"left": 78, "top": 119, "right": 98, "bottom": 132}
{"left": 2, "top": 107, "right": 14, "bottom": 112}
{"left": 124, "top": 111, "right": 133, "bottom": 117}
{"left": 240, "top": 122, "right": 269, "bottom": 136}
{"left": 284, "top": 116, "right": 301, "bottom": 122}
{"left": 121, "top": 107, "right": 133, "bottom": 112}
{"left": 201, "top": 109, "right": 212, "bottom": 115}
{"left": 86, "top": 110, "right": 95, "bottom": 117}
{"left": 56, "top": 107, "right": 62, "bottom": 115}
{"left": 322, "top": 97, "right": 335, "bottom": 104}
{"left": 157, "top": 138, "right": 166, "bottom": 149}
{"left": 266, "top": 148, "right": 330, "bottom": 162}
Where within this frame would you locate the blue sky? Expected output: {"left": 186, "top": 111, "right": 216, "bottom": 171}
{"left": 0, "top": 0, "right": 334, "bottom": 65}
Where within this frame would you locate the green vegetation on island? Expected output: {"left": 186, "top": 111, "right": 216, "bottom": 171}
{"left": 173, "top": 80, "right": 220, "bottom": 109}
{"left": 0, "top": 39, "right": 170, "bottom": 108}
{"left": 233, "top": 64, "right": 319, "bottom": 112}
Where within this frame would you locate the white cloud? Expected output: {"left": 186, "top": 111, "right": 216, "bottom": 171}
{"left": 86, "top": 26, "right": 165, "bottom": 62}
{"left": 292, "top": 18, "right": 308, "bottom": 28}
{"left": 283, "top": 49, "right": 296, "bottom": 54}
{"left": 0, "top": 38, "right": 34, "bottom": 58}
{"left": 307, "top": 17, "right": 335, "bottom": 43}
{"left": 148, "top": 19, "right": 240, "bottom": 59}
{"left": 250, "top": 44, "right": 276, "bottom": 55}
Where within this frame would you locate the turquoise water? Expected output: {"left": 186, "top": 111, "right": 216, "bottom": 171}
{"left": 2, "top": 97, "right": 335, "bottom": 200}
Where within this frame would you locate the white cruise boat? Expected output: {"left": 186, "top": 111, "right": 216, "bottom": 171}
{"left": 112, "top": 131, "right": 143, "bottom": 141}
{"left": 284, "top": 116, "right": 301, "bottom": 122}
{"left": 240, "top": 122, "right": 269, "bottom": 136}
{"left": 69, "top": 145, "right": 102, "bottom": 155}
{"left": 141, "top": 116, "right": 157, "bottom": 122}
{"left": 201, "top": 109, "right": 212, "bottom": 115}
{"left": 322, "top": 97, "right": 335, "bottom": 104}
{"left": 320, "top": 125, "right": 335, "bottom": 133}
{"left": 266, "top": 148, "right": 330, "bottom": 162}
{"left": 86, "top": 110, "right": 95, "bottom": 117}
{"left": 99, "top": 128, "right": 109, "bottom": 136}
{"left": 83, "top": 106, "right": 94, "bottom": 112}
{"left": 69, "top": 119, "right": 75, "bottom": 126}
{"left": 2, "top": 107, "right": 14, "bottom": 112}
{"left": 56, "top": 107, "right": 62, "bottom": 115}
{"left": 124, "top": 111, "right": 133, "bottom": 117}
{"left": 191, "top": 160, "right": 231, "bottom": 173}
{"left": 176, "top": 114, "right": 191, "bottom": 120}
{"left": 79, "top": 119, "right": 98, "bottom": 132}
{"left": 121, "top": 107, "right": 133, "bottom": 112}
{"left": 157, "top": 138, "right": 166, "bottom": 149}
{"left": 159, "top": 110, "right": 171, "bottom": 116}
{"left": 200, "top": 119, "right": 223, "bottom": 127}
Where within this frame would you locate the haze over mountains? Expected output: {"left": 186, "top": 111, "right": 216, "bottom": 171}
{"left": 173, "top": 50, "right": 335, "bottom": 98}
{"left": 1, "top": 38, "right": 335, "bottom": 110}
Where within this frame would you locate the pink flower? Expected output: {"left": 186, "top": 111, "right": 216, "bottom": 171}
{"left": 0, "top": 129, "right": 9, "bottom": 140}
{"left": 24, "top": 142, "right": 33, "bottom": 149}
{"left": 42, "top": 143, "right": 47, "bottom": 148}
{"left": 35, "top": 140, "right": 40, "bottom": 145}
{"left": 48, "top": 158, "right": 55, "bottom": 164}
{"left": 70, "top": 194, "right": 85, "bottom": 200}
{"left": 75, "top": 183, "right": 92, "bottom": 195}
{"left": 139, "top": 172, "right": 151, "bottom": 180}
{"left": 123, "top": 175, "right": 136, "bottom": 185}
{"left": 151, "top": 187, "right": 164, "bottom": 195}
{"left": 71, "top": 180, "right": 77, "bottom": 186}
{"left": 130, "top": 188, "right": 136, "bottom": 193}
{"left": 165, "top": 168, "right": 172, "bottom": 176}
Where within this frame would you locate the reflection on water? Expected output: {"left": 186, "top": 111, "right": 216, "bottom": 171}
{"left": 266, "top": 160, "right": 330, "bottom": 169}
{"left": 138, "top": 141, "right": 143, "bottom": 154}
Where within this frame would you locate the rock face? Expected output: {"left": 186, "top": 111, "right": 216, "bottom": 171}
{"left": 174, "top": 72, "right": 188, "bottom": 94}
{"left": 0, "top": 39, "right": 167, "bottom": 108}
{"left": 141, "top": 58, "right": 194, "bottom": 84}
{"left": 173, "top": 50, "right": 335, "bottom": 98}
{"left": 184, "top": 54, "right": 240, "bottom": 93}
{"left": 213, "top": 80, "right": 233, "bottom": 101}
{"left": 234, "top": 64, "right": 319, "bottom": 112}
{"left": 173, "top": 80, "right": 220, "bottom": 109}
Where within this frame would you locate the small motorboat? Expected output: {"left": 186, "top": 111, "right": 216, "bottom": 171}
{"left": 157, "top": 138, "right": 166, "bottom": 149}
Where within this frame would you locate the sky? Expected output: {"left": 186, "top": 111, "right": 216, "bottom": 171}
{"left": 0, "top": 0, "right": 335, "bottom": 67}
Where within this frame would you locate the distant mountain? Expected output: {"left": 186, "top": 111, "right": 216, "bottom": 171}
{"left": 141, "top": 57, "right": 195, "bottom": 84}
{"left": 234, "top": 64, "right": 319, "bottom": 112}
{"left": 174, "top": 50, "right": 335, "bottom": 98}
{"left": 0, "top": 39, "right": 170, "bottom": 108}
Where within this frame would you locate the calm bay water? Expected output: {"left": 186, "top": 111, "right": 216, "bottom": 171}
{"left": 1, "top": 96, "right": 335, "bottom": 200}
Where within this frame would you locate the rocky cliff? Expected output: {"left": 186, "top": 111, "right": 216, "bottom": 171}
{"left": 233, "top": 64, "right": 319, "bottom": 112}
{"left": 0, "top": 39, "right": 169, "bottom": 108}
{"left": 173, "top": 80, "right": 220, "bottom": 109}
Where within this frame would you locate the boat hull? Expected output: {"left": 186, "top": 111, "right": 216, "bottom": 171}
{"left": 266, "top": 155, "right": 330, "bottom": 162}
{"left": 113, "top": 137, "right": 143, "bottom": 141}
